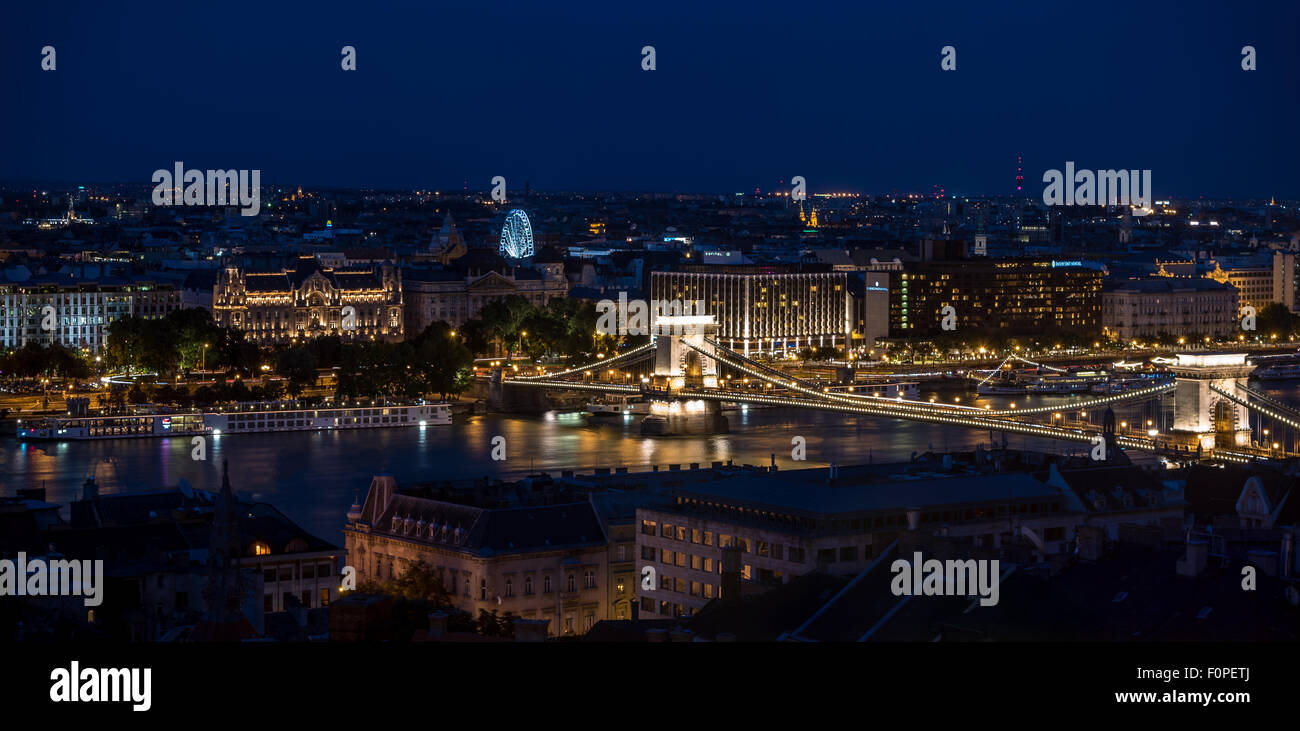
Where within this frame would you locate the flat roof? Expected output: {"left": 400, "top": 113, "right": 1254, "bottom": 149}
{"left": 667, "top": 470, "right": 1058, "bottom": 516}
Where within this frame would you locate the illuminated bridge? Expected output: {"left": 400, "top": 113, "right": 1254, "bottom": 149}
{"left": 499, "top": 326, "right": 1290, "bottom": 465}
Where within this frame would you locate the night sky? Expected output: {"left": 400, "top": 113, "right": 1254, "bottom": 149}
{"left": 2, "top": 0, "right": 1297, "bottom": 197}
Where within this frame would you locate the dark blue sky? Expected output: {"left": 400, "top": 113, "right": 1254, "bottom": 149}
{"left": 2, "top": 0, "right": 1297, "bottom": 197}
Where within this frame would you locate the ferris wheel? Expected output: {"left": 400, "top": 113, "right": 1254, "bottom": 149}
{"left": 499, "top": 209, "right": 535, "bottom": 259}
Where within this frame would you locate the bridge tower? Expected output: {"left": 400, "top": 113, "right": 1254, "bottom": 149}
{"left": 642, "top": 314, "right": 728, "bottom": 436}
{"left": 1168, "top": 353, "right": 1254, "bottom": 450}
{"left": 652, "top": 314, "right": 720, "bottom": 389}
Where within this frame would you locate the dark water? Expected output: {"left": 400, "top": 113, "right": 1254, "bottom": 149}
{"left": 4, "top": 382, "right": 1297, "bottom": 548}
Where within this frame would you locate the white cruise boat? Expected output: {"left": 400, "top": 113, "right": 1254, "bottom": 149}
{"left": 16, "top": 402, "right": 451, "bottom": 441}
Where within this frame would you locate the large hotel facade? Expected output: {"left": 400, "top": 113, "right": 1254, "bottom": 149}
{"left": 650, "top": 265, "right": 853, "bottom": 355}
{"left": 890, "top": 259, "right": 1103, "bottom": 336}
{"left": 213, "top": 256, "right": 404, "bottom": 344}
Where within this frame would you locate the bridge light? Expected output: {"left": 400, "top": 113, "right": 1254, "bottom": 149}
{"left": 1121, "top": 421, "right": 1128, "bottom": 429}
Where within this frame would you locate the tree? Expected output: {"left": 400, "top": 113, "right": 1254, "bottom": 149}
{"left": 276, "top": 347, "right": 318, "bottom": 397}
{"left": 479, "top": 295, "right": 534, "bottom": 359}
{"left": 1257, "top": 303, "right": 1296, "bottom": 339}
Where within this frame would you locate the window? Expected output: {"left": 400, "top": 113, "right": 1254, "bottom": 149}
{"left": 674, "top": 578, "right": 686, "bottom": 593}
{"left": 704, "top": 584, "right": 714, "bottom": 599}
{"left": 584, "top": 570, "right": 595, "bottom": 589}
{"left": 691, "top": 555, "right": 701, "bottom": 570}
{"left": 660, "top": 600, "right": 671, "bottom": 616}
{"left": 525, "top": 576, "right": 534, "bottom": 595}
{"left": 616, "top": 578, "right": 625, "bottom": 594}
{"left": 641, "top": 597, "right": 654, "bottom": 613}
{"left": 772, "top": 544, "right": 784, "bottom": 560}
{"left": 544, "top": 575, "right": 552, "bottom": 593}
{"left": 264, "top": 594, "right": 274, "bottom": 612}
{"left": 642, "top": 545, "right": 656, "bottom": 561}
{"left": 263, "top": 568, "right": 275, "bottom": 584}
{"left": 617, "top": 544, "right": 627, "bottom": 562}
{"left": 278, "top": 567, "right": 293, "bottom": 582}
{"left": 319, "top": 588, "right": 330, "bottom": 607}
{"left": 566, "top": 574, "right": 576, "bottom": 593}
{"left": 704, "top": 531, "right": 713, "bottom": 546}
{"left": 661, "top": 523, "right": 673, "bottom": 538}
{"left": 674, "top": 552, "right": 686, "bottom": 568}
{"left": 789, "top": 547, "right": 806, "bottom": 563}
{"left": 480, "top": 579, "right": 487, "bottom": 600}
{"left": 641, "top": 520, "right": 656, "bottom": 535}
{"left": 662, "top": 548, "right": 673, "bottom": 564}
{"left": 505, "top": 579, "right": 514, "bottom": 597}
{"left": 690, "top": 581, "right": 701, "bottom": 596}
{"left": 817, "top": 548, "right": 836, "bottom": 563}
{"left": 676, "top": 526, "right": 687, "bottom": 541}
{"left": 742, "top": 565, "right": 752, "bottom": 581}
{"left": 757, "top": 541, "right": 770, "bottom": 557}
{"left": 703, "top": 557, "right": 714, "bottom": 573}
{"left": 691, "top": 529, "right": 701, "bottom": 544}
{"left": 720, "top": 534, "right": 732, "bottom": 548}
{"left": 302, "top": 564, "right": 315, "bottom": 580}
{"left": 840, "top": 546, "right": 858, "bottom": 562}
{"left": 301, "top": 590, "right": 311, "bottom": 607}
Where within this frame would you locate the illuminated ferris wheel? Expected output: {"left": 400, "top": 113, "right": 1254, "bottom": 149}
{"left": 499, "top": 209, "right": 534, "bottom": 259}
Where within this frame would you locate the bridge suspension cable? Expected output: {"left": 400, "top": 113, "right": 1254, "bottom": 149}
{"left": 1208, "top": 382, "right": 1300, "bottom": 432}
{"left": 511, "top": 343, "right": 655, "bottom": 381}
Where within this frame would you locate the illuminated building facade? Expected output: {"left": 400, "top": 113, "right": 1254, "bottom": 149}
{"left": 344, "top": 474, "right": 610, "bottom": 637}
{"left": 214, "top": 256, "right": 403, "bottom": 344}
{"left": 650, "top": 266, "right": 853, "bottom": 356}
{"left": 1102, "top": 278, "right": 1238, "bottom": 343}
{"left": 402, "top": 265, "right": 568, "bottom": 333}
{"left": 889, "top": 259, "right": 1102, "bottom": 336}
{"left": 0, "top": 275, "right": 180, "bottom": 350}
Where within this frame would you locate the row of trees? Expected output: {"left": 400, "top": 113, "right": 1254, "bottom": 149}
{"left": 334, "top": 322, "right": 474, "bottom": 401}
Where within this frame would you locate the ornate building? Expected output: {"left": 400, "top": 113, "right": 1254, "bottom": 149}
{"left": 214, "top": 256, "right": 403, "bottom": 344}
{"left": 344, "top": 473, "right": 610, "bottom": 637}
{"left": 403, "top": 265, "right": 567, "bottom": 334}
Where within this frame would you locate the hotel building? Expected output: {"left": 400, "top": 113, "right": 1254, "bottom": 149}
{"left": 890, "top": 259, "right": 1102, "bottom": 336}
{"left": 213, "top": 256, "right": 403, "bottom": 344}
{"left": 1102, "top": 277, "right": 1239, "bottom": 343}
{"left": 649, "top": 265, "right": 853, "bottom": 355}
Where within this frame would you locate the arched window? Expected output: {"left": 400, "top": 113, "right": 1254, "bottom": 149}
{"left": 524, "top": 577, "right": 533, "bottom": 595}
{"left": 505, "top": 579, "right": 513, "bottom": 597}
{"left": 543, "top": 575, "right": 552, "bottom": 594}
{"left": 566, "top": 574, "right": 576, "bottom": 593}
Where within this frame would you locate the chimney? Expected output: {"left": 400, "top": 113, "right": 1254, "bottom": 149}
{"left": 1176, "top": 537, "right": 1208, "bottom": 578}
{"left": 513, "top": 618, "right": 549, "bottom": 642}
{"left": 721, "top": 543, "right": 743, "bottom": 605}
{"left": 426, "top": 611, "right": 448, "bottom": 639}
{"left": 770, "top": 453, "right": 778, "bottom": 472}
